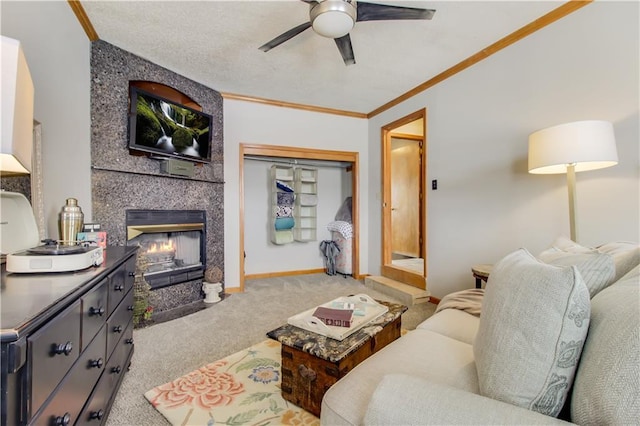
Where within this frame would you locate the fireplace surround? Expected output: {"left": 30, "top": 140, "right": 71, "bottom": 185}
{"left": 90, "top": 41, "right": 224, "bottom": 322}
{"left": 126, "top": 209, "right": 206, "bottom": 289}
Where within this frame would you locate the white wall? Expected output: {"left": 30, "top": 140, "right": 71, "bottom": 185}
{"left": 224, "top": 99, "right": 368, "bottom": 288}
{"left": 367, "top": 1, "right": 639, "bottom": 298}
{"left": 243, "top": 159, "right": 350, "bottom": 275}
{"left": 1, "top": 1, "right": 92, "bottom": 238}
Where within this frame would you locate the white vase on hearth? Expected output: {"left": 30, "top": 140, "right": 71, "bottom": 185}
{"left": 203, "top": 282, "right": 222, "bottom": 304}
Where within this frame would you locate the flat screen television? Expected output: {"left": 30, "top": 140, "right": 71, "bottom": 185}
{"left": 128, "top": 86, "right": 212, "bottom": 163}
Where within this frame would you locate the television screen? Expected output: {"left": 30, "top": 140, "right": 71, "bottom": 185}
{"left": 128, "top": 87, "right": 212, "bottom": 163}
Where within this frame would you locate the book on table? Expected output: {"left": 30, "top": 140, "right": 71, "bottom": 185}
{"left": 312, "top": 307, "right": 354, "bottom": 327}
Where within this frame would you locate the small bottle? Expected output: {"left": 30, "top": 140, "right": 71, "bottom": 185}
{"left": 58, "top": 198, "right": 84, "bottom": 245}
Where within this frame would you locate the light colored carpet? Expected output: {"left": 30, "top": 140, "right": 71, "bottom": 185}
{"left": 106, "top": 273, "right": 436, "bottom": 425}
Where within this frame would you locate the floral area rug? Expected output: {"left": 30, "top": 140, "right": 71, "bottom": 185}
{"left": 145, "top": 339, "right": 319, "bottom": 426}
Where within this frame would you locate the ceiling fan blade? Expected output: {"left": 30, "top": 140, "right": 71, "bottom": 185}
{"left": 334, "top": 34, "right": 355, "bottom": 66}
{"left": 356, "top": 1, "right": 435, "bottom": 22}
{"left": 259, "top": 22, "right": 312, "bottom": 52}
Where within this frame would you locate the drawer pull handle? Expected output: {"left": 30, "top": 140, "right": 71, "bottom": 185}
{"left": 54, "top": 341, "right": 73, "bottom": 356}
{"left": 89, "top": 409, "right": 104, "bottom": 420}
{"left": 114, "top": 284, "right": 124, "bottom": 292}
{"left": 127, "top": 305, "right": 135, "bottom": 311}
{"left": 89, "top": 358, "right": 104, "bottom": 369}
{"left": 89, "top": 306, "right": 105, "bottom": 316}
{"left": 125, "top": 338, "right": 134, "bottom": 345}
{"left": 112, "top": 365, "right": 122, "bottom": 374}
{"left": 113, "top": 325, "right": 123, "bottom": 333}
{"left": 54, "top": 412, "right": 71, "bottom": 426}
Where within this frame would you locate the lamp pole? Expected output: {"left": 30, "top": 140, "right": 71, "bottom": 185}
{"left": 566, "top": 163, "right": 577, "bottom": 242}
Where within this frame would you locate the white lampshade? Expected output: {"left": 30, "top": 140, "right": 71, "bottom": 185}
{"left": 528, "top": 120, "right": 618, "bottom": 174}
{"left": 311, "top": 1, "right": 356, "bottom": 39}
{"left": 1, "top": 36, "right": 34, "bottom": 176}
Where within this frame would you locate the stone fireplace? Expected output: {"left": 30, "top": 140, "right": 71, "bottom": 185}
{"left": 126, "top": 209, "right": 206, "bottom": 289}
{"left": 89, "top": 40, "right": 224, "bottom": 323}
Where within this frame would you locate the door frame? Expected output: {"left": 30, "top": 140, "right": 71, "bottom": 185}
{"left": 381, "top": 109, "right": 427, "bottom": 289}
{"left": 239, "top": 143, "right": 360, "bottom": 292}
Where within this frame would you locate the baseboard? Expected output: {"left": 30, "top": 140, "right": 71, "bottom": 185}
{"left": 245, "top": 268, "right": 326, "bottom": 280}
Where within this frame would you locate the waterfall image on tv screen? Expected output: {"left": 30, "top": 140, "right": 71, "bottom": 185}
{"left": 129, "top": 87, "right": 212, "bottom": 162}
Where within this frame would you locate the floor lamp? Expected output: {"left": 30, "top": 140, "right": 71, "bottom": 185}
{"left": 528, "top": 120, "right": 618, "bottom": 243}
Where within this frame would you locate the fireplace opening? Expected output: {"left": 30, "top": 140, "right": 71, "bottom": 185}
{"left": 126, "top": 210, "right": 206, "bottom": 289}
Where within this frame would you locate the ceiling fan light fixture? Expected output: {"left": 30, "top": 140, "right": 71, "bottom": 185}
{"left": 310, "top": 0, "right": 356, "bottom": 38}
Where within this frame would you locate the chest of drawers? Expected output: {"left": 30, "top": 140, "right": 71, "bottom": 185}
{"left": 1, "top": 246, "right": 137, "bottom": 426}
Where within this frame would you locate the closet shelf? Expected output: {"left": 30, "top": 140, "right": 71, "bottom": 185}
{"left": 294, "top": 167, "right": 318, "bottom": 242}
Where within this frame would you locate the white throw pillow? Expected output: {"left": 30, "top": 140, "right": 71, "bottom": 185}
{"left": 474, "top": 248, "right": 590, "bottom": 417}
{"left": 597, "top": 242, "right": 640, "bottom": 282}
{"left": 538, "top": 249, "right": 615, "bottom": 298}
{"left": 541, "top": 237, "right": 640, "bottom": 285}
{"left": 548, "top": 236, "right": 595, "bottom": 253}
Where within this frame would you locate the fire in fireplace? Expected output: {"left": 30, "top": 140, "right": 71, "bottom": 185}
{"left": 126, "top": 210, "right": 206, "bottom": 289}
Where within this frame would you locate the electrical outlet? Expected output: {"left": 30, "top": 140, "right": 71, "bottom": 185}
{"left": 432, "top": 179, "right": 438, "bottom": 190}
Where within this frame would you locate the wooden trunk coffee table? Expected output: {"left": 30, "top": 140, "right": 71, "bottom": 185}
{"left": 266, "top": 301, "right": 407, "bottom": 417}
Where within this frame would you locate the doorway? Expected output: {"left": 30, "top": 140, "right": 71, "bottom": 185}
{"left": 381, "top": 109, "right": 426, "bottom": 289}
{"left": 239, "top": 143, "right": 360, "bottom": 292}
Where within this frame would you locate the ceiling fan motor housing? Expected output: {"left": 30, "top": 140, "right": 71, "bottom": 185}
{"left": 310, "top": 0, "right": 357, "bottom": 38}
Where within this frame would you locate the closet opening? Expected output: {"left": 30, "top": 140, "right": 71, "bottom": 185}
{"left": 239, "top": 144, "right": 359, "bottom": 292}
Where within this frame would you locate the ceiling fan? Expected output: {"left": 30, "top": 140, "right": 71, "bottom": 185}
{"left": 259, "top": 0, "right": 436, "bottom": 66}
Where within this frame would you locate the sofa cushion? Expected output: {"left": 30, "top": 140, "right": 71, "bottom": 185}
{"left": 321, "top": 329, "right": 478, "bottom": 426}
{"left": 474, "top": 248, "right": 590, "bottom": 417}
{"left": 538, "top": 249, "right": 615, "bottom": 298}
{"left": 417, "top": 308, "right": 480, "bottom": 345}
{"left": 364, "top": 374, "right": 570, "bottom": 425}
{"left": 571, "top": 265, "right": 640, "bottom": 425}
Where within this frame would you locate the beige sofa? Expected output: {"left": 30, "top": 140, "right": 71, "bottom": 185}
{"left": 321, "top": 239, "right": 639, "bottom": 425}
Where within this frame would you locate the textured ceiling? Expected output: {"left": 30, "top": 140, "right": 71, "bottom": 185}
{"left": 81, "top": 0, "right": 566, "bottom": 114}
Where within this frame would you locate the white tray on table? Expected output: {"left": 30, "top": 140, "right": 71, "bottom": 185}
{"left": 287, "top": 294, "right": 389, "bottom": 341}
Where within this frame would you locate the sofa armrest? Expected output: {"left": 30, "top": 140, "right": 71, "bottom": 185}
{"left": 364, "top": 374, "right": 572, "bottom": 425}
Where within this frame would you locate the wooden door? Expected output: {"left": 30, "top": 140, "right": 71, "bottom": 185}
{"left": 391, "top": 138, "right": 421, "bottom": 257}
{"left": 380, "top": 109, "right": 427, "bottom": 290}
